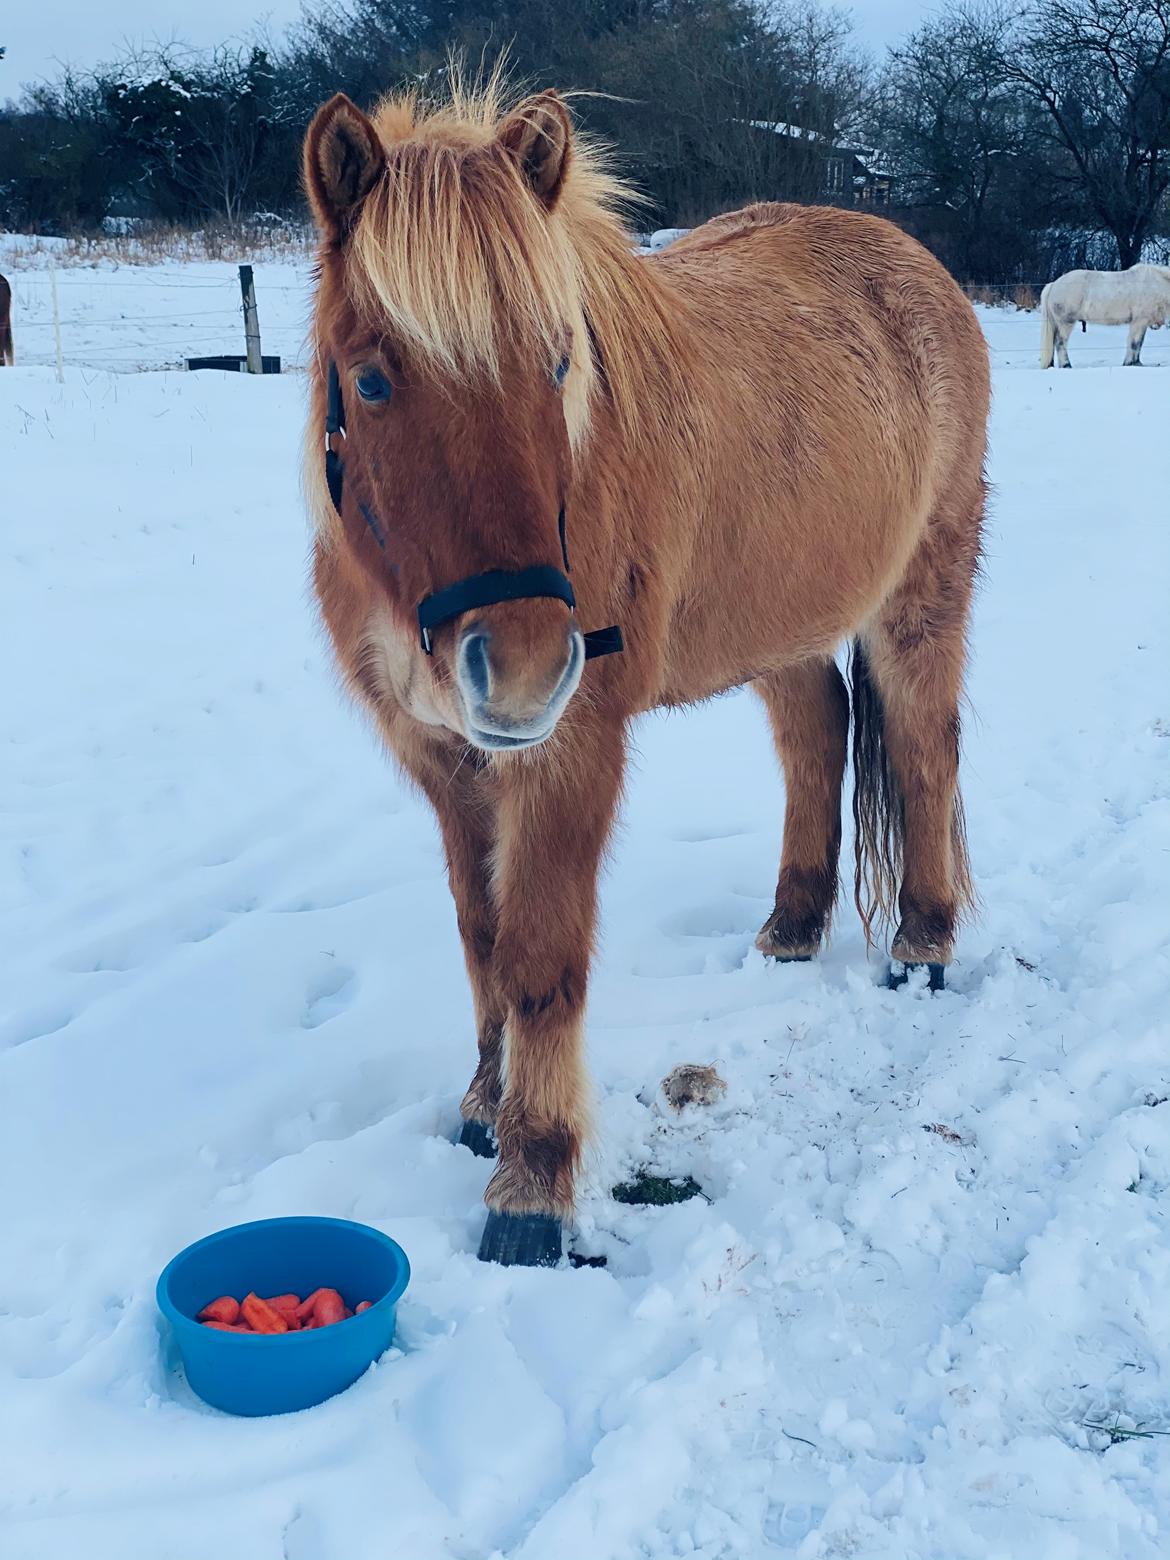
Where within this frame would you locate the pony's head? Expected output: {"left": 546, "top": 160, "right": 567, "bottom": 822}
{"left": 305, "top": 79, "right": 623, "bottom": 752}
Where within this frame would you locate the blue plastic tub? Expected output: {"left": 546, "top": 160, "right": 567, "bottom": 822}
{"left": 157, "top": 1216, "right": 410, "bottom": 1416}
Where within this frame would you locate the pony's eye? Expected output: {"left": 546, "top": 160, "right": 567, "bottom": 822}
{"left": 553, "top": 355, "right": 570, "bottom": 389}
{"left": 356, "top": 368, "right": 392, "bottom": 403}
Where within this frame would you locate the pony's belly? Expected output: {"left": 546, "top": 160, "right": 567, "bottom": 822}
{"left": 650, "top": 599, "right": 855, "bottom": 709}
{"left": 649, "top": 511, "right": 923, "bottom": 709}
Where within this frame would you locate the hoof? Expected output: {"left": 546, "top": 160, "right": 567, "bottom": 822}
{"left": 457, "top": 1117, "right": 497, "bottom": 1158}
{"left": 478, "top": 1210, "right": 563, "bottom": 1267}
{"left": 756, "top": 927, "right": 820, "bottom": 962}
{"left": 887, "top": 960, "right": 946, "bottom": 992}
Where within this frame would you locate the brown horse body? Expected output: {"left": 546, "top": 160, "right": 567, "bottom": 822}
{"left": 0, "top": 274, "right": 13, "bottom": 366}
{"left": 303, "top": 82, "right": 989, "bottom": 1264}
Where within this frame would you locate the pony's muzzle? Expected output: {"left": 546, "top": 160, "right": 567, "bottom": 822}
{"left": 456, "top": 622, "right": 584, "bottom": 751}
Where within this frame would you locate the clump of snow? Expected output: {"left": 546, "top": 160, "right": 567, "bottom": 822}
{"left": 0, "top": 272, "right": 1167, "bottom": 1558}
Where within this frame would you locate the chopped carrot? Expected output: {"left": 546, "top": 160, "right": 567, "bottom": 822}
{"left": 313, "top": 1289, "right": 346, "bottom": 1327}
{"left": 196, "top": 1284, "right": 369, "bottom": 1334}
{"left": 294, "top": 1288, "right": 330, "bottom": 1322}
{"left": 197, "top": 1296, "right": 240, "bottom": 1325}
{"left": 241, "top": 1292, "right": 290, "bottom": 1334}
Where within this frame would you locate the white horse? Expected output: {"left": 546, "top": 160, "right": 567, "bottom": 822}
{"left": 1040, "top": 264, "right": 1170, "bottom": 367}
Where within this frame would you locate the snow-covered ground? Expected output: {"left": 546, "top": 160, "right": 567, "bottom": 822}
{"left": 1, "top": 245, "right": 314, "bottom": 374}
{"left": 1, "top": 257, "right": 1168, "bottom": 1559}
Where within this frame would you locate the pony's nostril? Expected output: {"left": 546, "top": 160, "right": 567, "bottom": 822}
{"left": 458, "top": 630, "right": 493, "bottom": 706}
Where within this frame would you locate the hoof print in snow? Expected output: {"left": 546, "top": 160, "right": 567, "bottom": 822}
{"left": 612, "top": 1172, "right": 705, "bottom": 1207}
{"left": 886, "top": 961, "right": 945, "bottom": 992}
{"left": 569, "top": 1249, "right": 608, "bottom": 1269}
{"left": 661, "top": 1062, "right": 727, "bottom": 1111}
{"left": 456, "top": 1118, "right": 498, "bottom": 1158}
{"left": 478, "top": 1211, "right": 563, "bottom": 1267}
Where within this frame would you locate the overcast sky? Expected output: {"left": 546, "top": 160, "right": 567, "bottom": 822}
{"left": 3, "top": 1, "right": 934, "bottom": 94}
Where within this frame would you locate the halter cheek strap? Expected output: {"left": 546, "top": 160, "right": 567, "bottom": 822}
{"left": 323, "top": 361, "right": 623, "bottom": 662}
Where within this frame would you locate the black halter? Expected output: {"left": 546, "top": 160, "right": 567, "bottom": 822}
{"left": 324, "top": 362, "right": 623, "bottom": 659}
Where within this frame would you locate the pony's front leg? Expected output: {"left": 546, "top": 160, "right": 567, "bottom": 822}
{"left": 754, "top": 659, "right": 849, "bottom": 960}
{"left": 1124, "top": 323, "right": 1146, "bottom": 366}
{"left": 478, "top": 715, "right": 626, "bottom": 1267}
{"left": 393, "top": 726, "right": 505, "bottom": 1154}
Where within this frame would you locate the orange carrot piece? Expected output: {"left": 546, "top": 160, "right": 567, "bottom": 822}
{"left": 201, "top": 1319, "right": 249, "bottom": 1332}
{"left": 197, "top": 1296, "right": 241, "bottom": 1325}
{"left": 241, "top": 1292, "right": 289, "bottom": 1334}
{"left": 294, "top": 1288, "right": 329, "bottom": 1322}
{"left": 355, "top": 1301, "right": 372, "bottom": 1314}
{"left": 313, "top": 1289, "right": 346, "bottom": 1327}
{"left": 264, "top": 1294, "right": 301, "bottom": 1315}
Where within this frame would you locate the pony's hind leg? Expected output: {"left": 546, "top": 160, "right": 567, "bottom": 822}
{"left": 754, "top": 659, "right": 848, "bottom": 960}
{"left": 854, "top": 499, "right": 981, "bottom": 982}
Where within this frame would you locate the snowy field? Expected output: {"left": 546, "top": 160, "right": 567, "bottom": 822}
{"left": 1, "top": 252, "right": 1169, "bottom": 1559}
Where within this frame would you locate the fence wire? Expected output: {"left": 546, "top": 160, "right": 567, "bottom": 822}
{"left": 2, "top": 265, "right": 313, "bottom": 373}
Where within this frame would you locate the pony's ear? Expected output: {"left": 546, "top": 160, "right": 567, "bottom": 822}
{"left": 304, "top": 94, "right": 385, "bottom": 244}
{"left": 498, "top": 92, "right": 572, "bottom": 212}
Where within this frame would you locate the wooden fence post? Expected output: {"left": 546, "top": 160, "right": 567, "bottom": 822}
{"left": 50, "top": 266, "right": 64, "bottom": 384}
{"left": 239, "top": 264, "right": 263, "bottom": 374}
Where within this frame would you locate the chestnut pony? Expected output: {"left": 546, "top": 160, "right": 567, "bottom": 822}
{"left": 303, "top": 81, "right": 989, "bottom": 1266}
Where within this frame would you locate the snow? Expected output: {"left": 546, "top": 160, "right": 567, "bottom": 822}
{"left": 1, "top": 252, "right": 1169, "bottom": 1559}
{"left": 1, "top": 245, "right": 313, "bottom": 373}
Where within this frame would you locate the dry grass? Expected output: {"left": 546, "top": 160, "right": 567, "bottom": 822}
{"left": 3, "top": 222, "right": 314, "bottom": 270}
{"left": 963, "top": 281, "right": 1041, "bottom": 312}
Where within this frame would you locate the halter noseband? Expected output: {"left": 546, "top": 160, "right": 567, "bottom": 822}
{"left": 324, "top": 362, "right": 623, "bottom": 661}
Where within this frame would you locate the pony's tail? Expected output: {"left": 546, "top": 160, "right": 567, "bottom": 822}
{"left": 850, "top": 641, "right": 904, "bottom": 947}
{"left": 1039, "top": 286, "right": 1055, "bottom": 368}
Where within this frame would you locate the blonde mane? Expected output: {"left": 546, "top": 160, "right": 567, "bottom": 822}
{"left": 345, "top": 74, "right": 682, "bottom": 439}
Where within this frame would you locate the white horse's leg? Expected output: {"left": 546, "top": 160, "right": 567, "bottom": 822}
{"left": 1055, "top": 318, "right": 1073, "bottom": 368}
{"left": 1124, "top": 321, "right": 1146, "bottom": 365}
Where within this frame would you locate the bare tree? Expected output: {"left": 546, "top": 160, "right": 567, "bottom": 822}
{"left": 874, "top": 3, "right": 1039, "bottom": 275}
{"left": 168, "top": 47, "right": 277, "bottom": 225}
{"left": 1006, "top": 0, "right": 1170, "bottom": 266}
